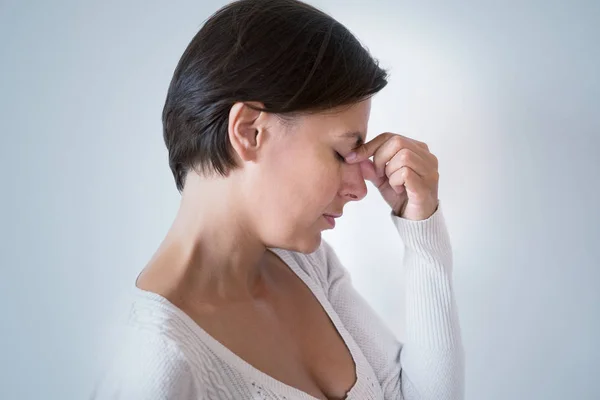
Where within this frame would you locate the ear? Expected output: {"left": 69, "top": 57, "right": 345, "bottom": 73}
{"left": 228, "top": 101, "right": 265, "bottom": 163}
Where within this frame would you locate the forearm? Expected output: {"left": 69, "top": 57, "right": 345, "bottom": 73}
{"left": 392, "top": 202, "right": 465, "bottom": 399}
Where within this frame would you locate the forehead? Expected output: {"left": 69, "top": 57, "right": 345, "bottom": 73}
{"left": 303, "top": 99, "right": 371, "bottom": 143}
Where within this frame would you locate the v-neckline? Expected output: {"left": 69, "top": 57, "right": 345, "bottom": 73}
{"left": 132, "top": 247, "right": 363, "bottom": 400}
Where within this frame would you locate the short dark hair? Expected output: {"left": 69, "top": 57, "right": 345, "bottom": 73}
{"left": 162, "top": 0, "right": 389, "bottom": 192}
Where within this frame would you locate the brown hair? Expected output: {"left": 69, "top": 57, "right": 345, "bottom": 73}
{"left": 162, "top": 0, "right": 389, "bottom": 192}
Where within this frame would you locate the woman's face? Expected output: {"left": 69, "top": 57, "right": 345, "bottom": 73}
{"left": 247, "top": 99, "right": 371, "bottom": 253}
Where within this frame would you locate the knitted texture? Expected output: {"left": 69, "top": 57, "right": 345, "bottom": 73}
{"left": 92, "top": 202, "right": 464, "bottom": 399}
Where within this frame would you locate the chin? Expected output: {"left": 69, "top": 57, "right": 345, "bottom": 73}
{"left": 293, "top": 233, "right": 322, "bottom": 254}
{"left": 275, "top": 232, "right": 322, "bottom": 255}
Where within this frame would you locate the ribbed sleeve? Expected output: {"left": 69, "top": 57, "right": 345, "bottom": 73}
{"left": 317, "top": 201, "right": 465, "bottom": 399}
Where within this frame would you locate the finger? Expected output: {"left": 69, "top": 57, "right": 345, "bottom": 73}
{"left": 413, "top": 140, "right": 429, "bottom": 151}
{"left": 388, "top": 167, "right": 433, "bottom": 201}
{"left": 361, "top": 160, "right": 405, "bottom": 203}
{"left": 345, "top": 132, "right": 395, "bottom": 163}
{"left": 346, "top": 132, "right": 430, "bottom": 176}
{"left": 388, "top": 167, "right": 412, "bottom": 195}
{"left": 359, "top": 159, "right": 386, "bottom": 187}
{"left": 384, "top": 148, "right": 431, "bottom": 179}
{"left": 372, "top": 136, "right": 431, "bottom": 177}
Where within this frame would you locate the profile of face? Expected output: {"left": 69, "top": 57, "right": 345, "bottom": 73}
{"left": 229, "top": 98, "right": 371, "bottom": 254}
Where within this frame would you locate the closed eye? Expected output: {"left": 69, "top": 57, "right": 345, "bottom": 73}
{"left": 335, "top": 151, "right": 346, "bottom": 162}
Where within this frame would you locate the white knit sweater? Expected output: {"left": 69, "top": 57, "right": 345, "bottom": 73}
{"left": 92, "top": 202, "right": 464, "bottom": 399}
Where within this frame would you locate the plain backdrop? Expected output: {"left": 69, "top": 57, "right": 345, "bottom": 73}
{"left": 1, "top": 0, "right": 599, "bottom": 399}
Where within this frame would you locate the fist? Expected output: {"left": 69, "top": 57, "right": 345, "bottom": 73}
{"left": 345, "top": 133, "right": 440, "bottom": 221}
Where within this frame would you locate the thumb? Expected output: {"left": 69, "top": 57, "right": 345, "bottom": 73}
{"left": 359, "top": 159, "right": 386, "bottom": 186}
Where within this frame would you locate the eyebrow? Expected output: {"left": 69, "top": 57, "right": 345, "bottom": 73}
{"left": 340, "top": 131, "right": 365, "bottom": 147}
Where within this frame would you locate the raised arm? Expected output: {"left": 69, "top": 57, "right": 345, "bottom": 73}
{"left": 317, "top": 202, "right": 464, "bottom": 399}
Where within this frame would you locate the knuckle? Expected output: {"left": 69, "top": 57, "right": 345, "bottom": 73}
{"left": 392, "top": 136, "right": 405, "bottom": 151}
{"left": 418, "top": 141, "right": 429, "bottom": 150}
{"left": 398, "top": 148, "right": 411, "bottom": 163}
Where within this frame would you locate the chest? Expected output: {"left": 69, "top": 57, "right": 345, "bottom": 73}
{"left": 184, "top": 260, "right": 356, "bottom": 399}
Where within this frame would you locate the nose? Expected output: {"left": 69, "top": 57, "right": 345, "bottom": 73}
{"left": 339, "top": 162, "right": 368, "bottom": 202}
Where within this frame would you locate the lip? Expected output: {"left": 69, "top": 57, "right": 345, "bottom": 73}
{"left": 324, "top": 212, "right": 343, "bottom": 218}
{"left": 323, "top": 214, "right": 341, "bottom": 228}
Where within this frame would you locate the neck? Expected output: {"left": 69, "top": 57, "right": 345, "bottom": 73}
{"left": 140, "top": 173, "right": 270, "bottom": 303}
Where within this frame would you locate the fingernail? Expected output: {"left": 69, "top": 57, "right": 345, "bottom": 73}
{"left": 345, "top": 152, "right": 357, "bottom": 162}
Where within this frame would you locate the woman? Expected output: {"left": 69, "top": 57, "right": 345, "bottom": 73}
{"left": 93, "top": 0, "right": 464, "bottom": 399}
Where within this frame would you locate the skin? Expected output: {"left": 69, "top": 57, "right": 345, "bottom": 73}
{"left": 136, "top": 97, "right": 440, "bottom": 399}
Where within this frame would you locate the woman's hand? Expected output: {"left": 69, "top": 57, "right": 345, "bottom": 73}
{"left": 345, "top": 132, "right": 440, "bottom": 221}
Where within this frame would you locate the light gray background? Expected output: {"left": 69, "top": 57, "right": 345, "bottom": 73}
{"left": 1, "top": 0, "right": 599, "bottom": 399}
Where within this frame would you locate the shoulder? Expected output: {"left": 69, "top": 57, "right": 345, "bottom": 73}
{"left": 91, "top": 293, "right": 197, "bottom": 399}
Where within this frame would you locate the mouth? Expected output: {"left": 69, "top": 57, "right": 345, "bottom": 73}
{"left": 323, "top": 213, "right": 342, "bottom": 228}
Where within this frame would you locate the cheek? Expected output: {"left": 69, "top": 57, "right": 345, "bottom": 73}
{"left": 259, "top": 146, "right": 340, "bottom": 217}
{"left": 306, "top": 162, "right": 341, "bottom": 211}
{"left": 314, "top": 165, "right": 339, "bottom": 193}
